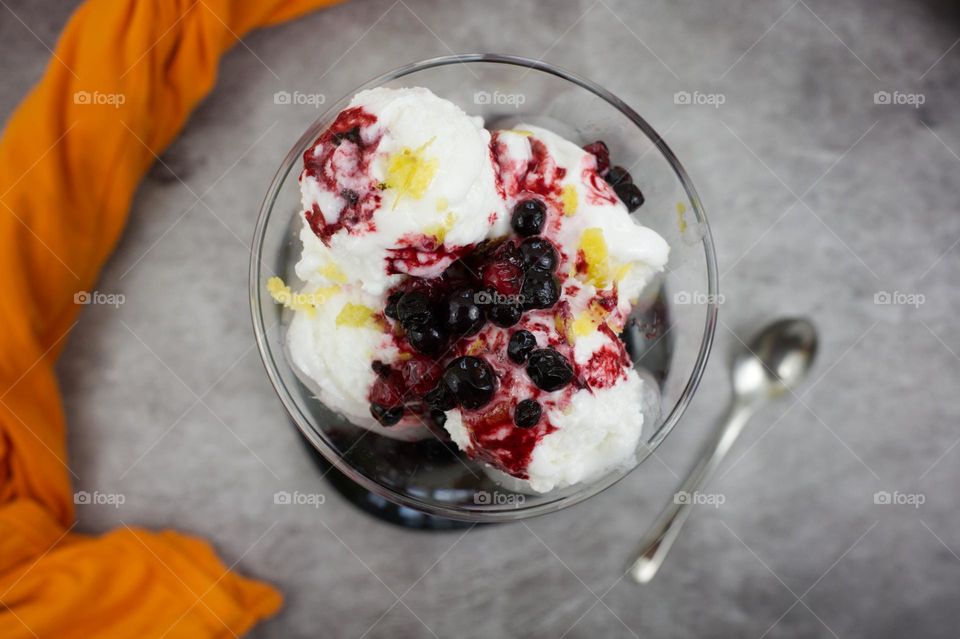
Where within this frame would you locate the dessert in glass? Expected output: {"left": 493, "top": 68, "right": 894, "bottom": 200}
{"left": 251, "top": 54, "right": 717, "bottom": 523}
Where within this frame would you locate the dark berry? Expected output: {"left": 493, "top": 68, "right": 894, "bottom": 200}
{"left": 442, "top": 356, "right": 496, "bottom": 410}
{"left": 520, "top": 270, "right": 561, "bottom": 310}
{"left": 406, "top": 322, "right": 447, "bottom": 358}
{"left": 583, "top": 140, "right": 610, "bottom": 174}
{"left": 384, "top": 291, "right": 403, "bottom": 320}
{"left": 482, "top": 260, "right": 523, "bottom": 295}
{"left": 605, "top": 165, "right": 632, "bottom": 187}
{"left": 520, "top": 237, "right": 558, "bottom": 272}
{"left": 400, "top": 357, "right": 442, "bottom": 396}
{"left": 430, "top": 409, "right": 448, "bottom": 428}
{"left": 508, "top": 330, "right": 537, "bottom": 364}
{"left": 370, "top": 403, "right": 403, "bottom": 426}
{"left": 396, "top": 291, "right": 434, "bottom": 327}
{"left": 615, "top": 182, "right": 645, "bottom": 212}
{"left": 424, "top": 384, "right": 456, "bottom": 411}
{"left": 333, "top": 126, "right": 362, "bottom": 146}
{"left": 369, "top": 369, "right": 404, "bottom": 406}
{"left": 341, "top": 189, "right": 359, "bottom": 205}
{"left": 511, "top": 199, "right": 547, "bottom": 237}
{"left": 513, "top": 399, "right": 542, "bottom": 428}
{"left": 445, "top": 288, "right": 485, "bottom": 336}
{"left": 526, "top": 348, "right": 574, "bottom": 391}
{"left": 371, "top": 360, "right": 391, "bottom": 378}
{"left": 488, "top": 302, "right": 523, "bottom": 328}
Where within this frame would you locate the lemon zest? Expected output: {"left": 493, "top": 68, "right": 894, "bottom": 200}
{"left": 561, "top": 184, "right": 578, "bottom": 216}
{"left": 318, "top": 262, "right": 347, "bottom": 284}
{"left": 267, "top": 277, "right": 337, "bottom": 317}
{"left": 578, "top": 227, "right": 610, "bottom": 288}
{"left": 335, "top": 302, "right": 377, "bottom": 328}
{"left": 677, "top": 202, "right": 688, "bottom": 234}
{"left": 385, "top": 138, "right": 438, "bottom": 206}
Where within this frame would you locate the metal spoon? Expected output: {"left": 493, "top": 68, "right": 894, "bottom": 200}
{"left": 628, "top": 317, "right": 818, "bottom": 583}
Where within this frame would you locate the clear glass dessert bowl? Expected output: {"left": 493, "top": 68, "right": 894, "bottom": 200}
{"left": 250, "top": 54, "right": 718, "bottom": 522}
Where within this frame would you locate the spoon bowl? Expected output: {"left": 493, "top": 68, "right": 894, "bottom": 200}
{"left": 733, "top": 318, "right": 818, "bottom": 401}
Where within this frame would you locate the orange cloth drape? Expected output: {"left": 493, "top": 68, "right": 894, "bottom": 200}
{"left": 0, "top": 0, "right": 341, "bottom": 636}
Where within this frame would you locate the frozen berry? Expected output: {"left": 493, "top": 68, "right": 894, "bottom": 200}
{"left": 406, "top": 322, "right": 447, "bottom": 358}
{"left": 430, "top": 409, "right": 448, "bottom": 428}
{"left": 521, "top": 270, "right": 560, "bottom": 310}
{"left": 605, "top": 165, "right": 632, "bottom": 187}
{"left": 400, "top": 357, "right": 442, "bottom": 396}
{"left": 445, "top": 288, "right": 485, "bottom": 336}
{"left": 442, "top": 356, "right": 496, "bottom": 410}
{"left": 482, "top": 260, "right": 523, "bottom": 295}
{"left": 508, "top": 330, "right": 537, "bottom": 364}
{"left": 526, "top": 348, "right": 574, "bottom": 391}
{"left": 384, "top": 291, "right": 403, "bottom": 320}
{"left": 520, "top": 238, "right": 558, "bottom": 272}
{"left": 615, "top": 182, "right": 645, "bottom": 212}
{"left": 370, "top": 403, "right": 403, "bottom": 426}
{"left": 341, "top": 189, "right": 359, "bottom": 205}
{"left": 511, "top": 199, "right": 547, "bottom": 237}
{"left": 513, "top": 399, "right": 542, "bottom": 428}
{"left": 424, "top": 384, "right": 456, "bottom": 411}
{"left": 583, "top": 140, "right": 610, "bottom": 174}
{"left": 488, "top": 302, "right": 523, "bottom": 327}
{"left": 397, "top": 291, "right": 434, "bottom": 327}
{"left": 369, "top": 369, "right": 404, "bottom": 406}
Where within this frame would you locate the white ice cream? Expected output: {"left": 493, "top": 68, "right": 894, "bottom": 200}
{"left": 275, "top": 87, "right": 671, "bottom": 493}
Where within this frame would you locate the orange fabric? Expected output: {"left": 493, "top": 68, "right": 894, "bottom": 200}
{"left": 0, "top": 0, "right": 341, "bottom": 636}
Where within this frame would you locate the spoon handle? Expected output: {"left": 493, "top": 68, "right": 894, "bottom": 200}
{"left": 628, "top": 399, "right": 756, "bottom": 583}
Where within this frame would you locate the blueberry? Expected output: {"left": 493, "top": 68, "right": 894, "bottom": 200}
{"left": 614, "top": 182, "right": 645, "bottom": 212}
{"left": 371, "top": 360, "right": 391, "bottom": 378}
{"left": 445, "top": 288, "right": 485, "bottom": 336}
{"left": 424, "top": 384, "right": 456, "bottom": 411}
{"left": 605, "top": 165, "right": 632, "bottom": 187}
{"left": 442, "top": 356, "right": 496, "bottom": 410}
{"left": 370, "top": 403, "right": 403, "bottom": 426}
{"left": 397, "top": 291, "right": 434, "bottom": 327}
{"left": 488, "top": 302, "right": 523, "bottom": 328}
{"left": 526, "top": 348, "right": 574, "bottom": 391}
{"left": 519, "top": 237, "right": 558, "bottom": 272}
{"left": 406, "top": 322, "right": 447, "bottom": 358}
{"left": 508, "top": 330, "right": 537, "bottom": 364}
{"left": 520, "top": 270, "right": 561, "bottom": 310}
{"left": 513, "top": 399, "right": 542, "bottom": 428}
{"left": 511, "top": 199, "right": 547, "bottom": 237}
{"left": 384, "top": 291, "right": 404, "bottom": 320}
{"left": 430, "top": 409, "right": 448, "bottom": 428}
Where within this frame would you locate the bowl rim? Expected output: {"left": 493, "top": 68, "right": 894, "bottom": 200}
{"left": 249, "top": 53, "right": 719, "bottom": 521}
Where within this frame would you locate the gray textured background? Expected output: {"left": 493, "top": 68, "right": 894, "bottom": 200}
{"left": 3, "top": 0, "right": 959, "bottom": 637}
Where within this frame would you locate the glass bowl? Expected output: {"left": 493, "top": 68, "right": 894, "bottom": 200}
{"left": 250, "top": 54, "right": 718, "bottom": 522}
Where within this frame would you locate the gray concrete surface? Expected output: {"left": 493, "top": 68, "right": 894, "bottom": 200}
{"left": 3, "top": 0, "right": 960, "bottom": 637}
